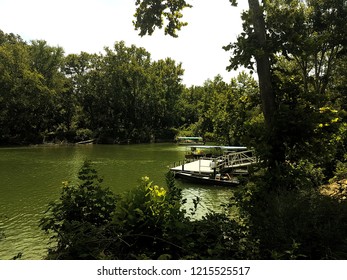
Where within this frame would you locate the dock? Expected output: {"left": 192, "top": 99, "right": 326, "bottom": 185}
{"left": 171, "top": 159, "right": 215, "bottom": 174}
{"left": 170, "top": 150, "right": 257, "bottom": 174}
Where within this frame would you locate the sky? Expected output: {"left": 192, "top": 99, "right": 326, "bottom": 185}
{"left": 0, "top": 0, "right": 249, "bottom": 86}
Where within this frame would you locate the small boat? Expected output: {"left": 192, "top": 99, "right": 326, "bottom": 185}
{"left": 174, "top": 171, "right": 239, "bottom": 187}
{"left": 76, "top": 139, "right": 95, "bottom": 145}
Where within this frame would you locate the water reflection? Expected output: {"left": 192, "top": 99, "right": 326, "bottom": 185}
{"left": 177, "top": 181, "right": 235, "bottom": 219}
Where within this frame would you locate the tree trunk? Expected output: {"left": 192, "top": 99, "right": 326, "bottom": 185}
{"left": 247, "top": 0, "right": 275, "bottom": 128}
{"left": 248, "top": 0, "right": 285, "bottom": 165}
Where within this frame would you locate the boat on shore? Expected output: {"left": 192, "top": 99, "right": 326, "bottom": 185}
{"left": 76, "top": 139, "right": 95, "bottom": 145}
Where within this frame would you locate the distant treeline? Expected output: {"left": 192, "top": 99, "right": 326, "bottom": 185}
{"left": 0, "top": 29, "right": 259, "bottom": 145}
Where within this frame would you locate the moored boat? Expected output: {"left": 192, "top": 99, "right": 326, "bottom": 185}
{"left": 170, "top": 148, "right": 257, "bottom": 186}
{"left": 174, "top": 171, "right": 239, "bottom": 187}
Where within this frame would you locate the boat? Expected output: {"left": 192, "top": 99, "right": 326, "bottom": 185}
{"left": 170, "top": 148, "right": 257, "bottom": 186}
{"left": 76, "top": 139, "right": 95, "bottom": 145}
{"left": 174, "top": 171, "right": 239, "bottom": 187}
{"left": 176, "top": 136, "right": 205, "bottom": 145}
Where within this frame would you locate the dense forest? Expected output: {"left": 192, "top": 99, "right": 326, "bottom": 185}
{"left": 3, "top": 0, "right": 347, "bottom": 259}
{"left": 0, "top": 29, "right": 259, "bottom": 146}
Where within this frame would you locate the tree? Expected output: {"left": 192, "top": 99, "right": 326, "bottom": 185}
{"left": 0, "top": 31, "right": 76, "bottom": 144}
{"left": 0, "top": 37, "right": 50, "bottom": 144}
{"left": 29, "top": 40, "right": 73, "bottom": 140}
{"left": 150, "top": 58, "right": 185, "bottom": 134}
{"left": 207, "top": 73, "right": 260, "bottom": 145}
{"left": 223, "top": 0, "right": 283, "bottom": 164}
{"left": 63, "top": 51, "right": 101, "bottom": 140}
{"left": 263, "top": 0, "right": 347, "bottom": 176}
{"left": 133, "top": 0, "right": 281, "bottom": 164}
{"left": 133, "top": 0, "right": 347, "bottom": 187}
{"left": 101, "top": 41, "right": 154, "bottom": 142}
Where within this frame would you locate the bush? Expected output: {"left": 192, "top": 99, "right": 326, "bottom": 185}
{"left": 235, "top": 180, "right": 347, "bottom": 259}
{"left": 40, "top": 160, "right": 117, "bottom": 259}
{"left": 40, "top": 167, "right": 253, "bottom": 260}
{"left": 331, "top": 158, "right": 347, "bottom": 182}
{"left": 75, "top": 128, "right": 93, "bottom": 142}
{"left": 102, "top": 175, "right": 189, "bottom": 259}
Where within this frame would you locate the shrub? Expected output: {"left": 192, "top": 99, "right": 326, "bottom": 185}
{"left": 236, "top": 180, "right": 347, "bottom": 259}
{"left": 331, "top": 158, "right": 347, "bottom": 182}
{"left": 102, "top": 175, "right": 191, "bottom": 259}
{"left": 40, "top": 168, "right": 254, "bottom": 260}
{"left": 40, "top": 160, "right": 117, "bottom": 259}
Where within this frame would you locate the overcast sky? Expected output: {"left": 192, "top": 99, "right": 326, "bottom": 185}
{"left": 0, "top": 0, "right": 249, "bottom": 86}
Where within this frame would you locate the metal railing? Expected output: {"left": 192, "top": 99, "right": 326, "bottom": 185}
{"left": 214, "top": 150, "right": 257, "bottom": 171}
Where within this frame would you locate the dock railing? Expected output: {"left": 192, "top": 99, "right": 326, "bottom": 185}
{"left": 170, "top": 150, "right": 257, "bottom": 174}
{"left": 214, "top": 150, "right": 257, "bottom": 171}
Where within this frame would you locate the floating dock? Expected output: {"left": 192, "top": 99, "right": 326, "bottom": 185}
{"left": 170, "top": 150, "right": 257, "bottom": 175}
{"left": 170, "top": 159, "right": 215, "bottom": 174}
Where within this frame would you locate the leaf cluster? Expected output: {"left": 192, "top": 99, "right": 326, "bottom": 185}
{"left": 133, "top": 0, "right": 192, "bottom": 37}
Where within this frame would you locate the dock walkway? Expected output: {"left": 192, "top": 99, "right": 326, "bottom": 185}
{"left": 170, "top": 159, "right": 214, "bottom": 174}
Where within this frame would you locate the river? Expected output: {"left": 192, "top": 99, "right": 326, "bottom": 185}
{"left": 0, "top": 143, "right": 235, "bottom": 260}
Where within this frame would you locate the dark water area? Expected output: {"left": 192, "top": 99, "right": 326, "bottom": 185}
{"left": 0, "top": 143, "right": 234, "bottom": 259}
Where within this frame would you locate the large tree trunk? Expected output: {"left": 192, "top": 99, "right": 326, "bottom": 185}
{"left": 248, "top": 0, "right": 275, "bottom": 128}
{"left": 248, "top": 0, "right": 285, "bottom": 165}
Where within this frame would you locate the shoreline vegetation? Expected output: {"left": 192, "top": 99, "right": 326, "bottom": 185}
{"left": 36, "top": 161, "right": 347, "bottom": 260}
{"left": 2, "top": 0, "right": 347, "bottom": 260}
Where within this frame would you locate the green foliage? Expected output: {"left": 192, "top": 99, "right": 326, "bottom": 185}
{"left": 207, "top": 73, "right": 260, "bottom": 145}
{"left": 40, "top": 160, "right": 117, "bottom": 259}
{"left": 40, "top": 161, "right": 347, "bottom": 260}
{"left": 331, "top": 158, "right": 347, "bottom": 183}
{"left": 40, "top": 166, "right": 256, "bottom": 260}
{"left": 0, "top": 33, "right": 72, "bottom": 144}
{"left": 133, "top": 0, "right": 192, "bottom": 37}
{"left": 104, "top": 175, "right": 189, "bottom": 259}
{"left": 4, "top": 0, "right": 347, "bottom": 259}
{"left": 0, "top": 30, "right": 185, "bottom": 145}
{"left": 176, "top": 72, "right": 260, "bottom": 145}
{"left": 75, "top": 128, "right": 94, "bottom": 142}
{"left": 235, "top": 183, "right": 347, "bottom": 259}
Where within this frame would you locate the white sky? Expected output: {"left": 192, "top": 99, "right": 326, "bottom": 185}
{"left": 0, "top": 0, "right": 249, "bottom": 86}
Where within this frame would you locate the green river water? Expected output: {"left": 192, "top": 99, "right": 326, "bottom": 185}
{"left": 0, "top": 143, "right": 234, "bottom": 260}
